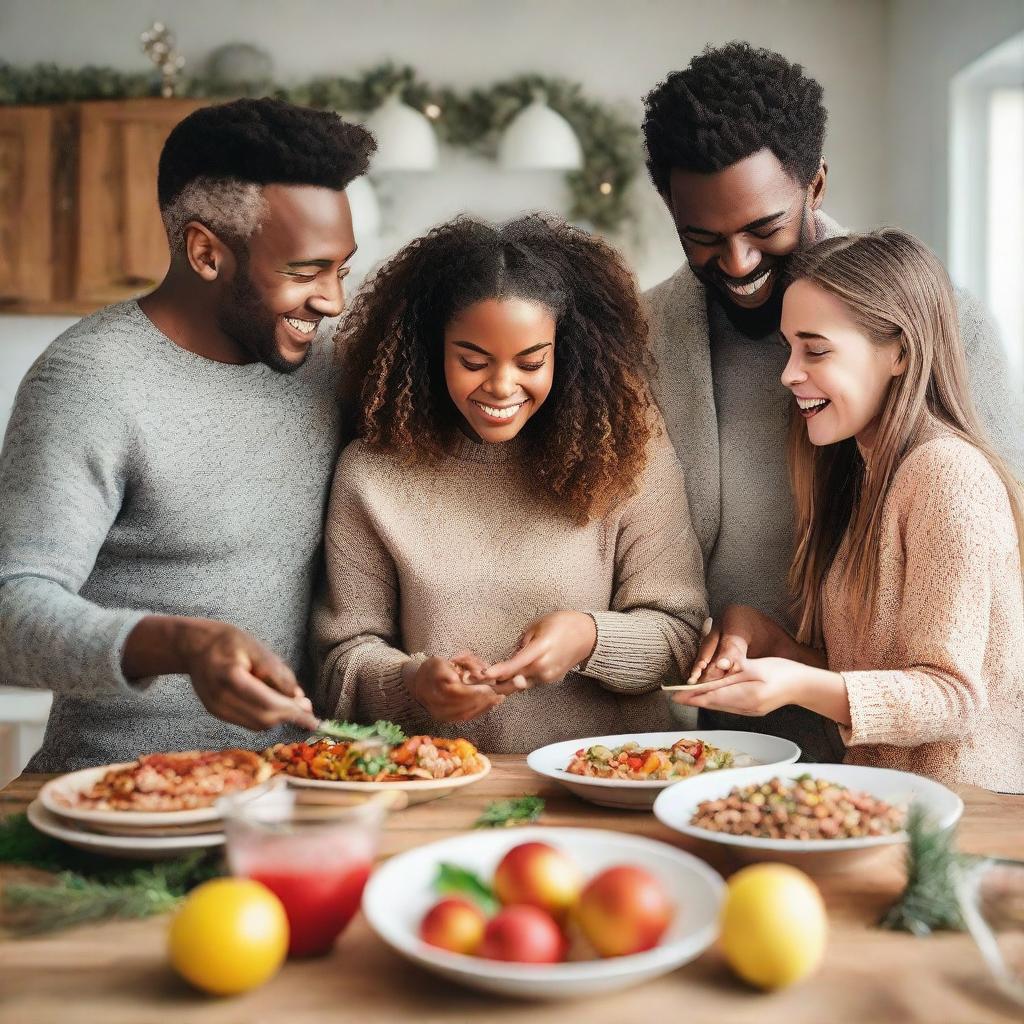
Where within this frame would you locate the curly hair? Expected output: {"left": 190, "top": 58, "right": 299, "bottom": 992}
{"left": 157, "top": 98, "right": 376, "bottom": 256}
{"left": 337, "top": 214, "right": 656, "bottom": 523}
{"left": 642, "top": 41, "right": 827, "bottom": 196}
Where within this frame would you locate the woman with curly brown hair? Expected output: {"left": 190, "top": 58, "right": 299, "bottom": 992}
{"left": 311, "top": 214, "right": 708, "bottom": 752}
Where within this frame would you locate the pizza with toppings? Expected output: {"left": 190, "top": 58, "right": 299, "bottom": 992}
{"left": 62, "top": 749, "right": 274, "bottom": 812}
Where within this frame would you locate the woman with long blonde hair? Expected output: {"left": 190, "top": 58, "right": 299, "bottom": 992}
{"left": 675, "top": 229, "right": 1023, "bottom": 790}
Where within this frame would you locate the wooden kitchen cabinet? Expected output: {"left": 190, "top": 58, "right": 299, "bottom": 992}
{"left": 0, "top": 104, "right": 74, "bottom": 308}
{"left": 0, "top": 98, "right": 211, "bottom": 314}
{"left": 73, "top": 98, "right": 208, "bottom": 307}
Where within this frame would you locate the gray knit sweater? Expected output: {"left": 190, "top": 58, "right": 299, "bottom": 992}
{"left": 0, "top": 301, "right": 342, "bottom": 771}
{"left": 645, "top": 212, "right": 1024, "bottom": 761}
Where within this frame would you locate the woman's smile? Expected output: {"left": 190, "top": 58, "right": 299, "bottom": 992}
{"left": 794, "top": 395, "right": 831, "bottom": 419}
{"left": 470, "top": 398, "right": 530, "bottom": 423}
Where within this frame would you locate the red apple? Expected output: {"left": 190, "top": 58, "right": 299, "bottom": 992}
{"left": 478, "top": 905, "right": 566, "bottom": 963}
{"left": 492, "top": 842, "right": 583, "bottom": 917}
{"left": 575, "top": 865, "right": 673, "bottom": 957}
{"left": 419, "top": 897, "right": 487, "bottom": 955}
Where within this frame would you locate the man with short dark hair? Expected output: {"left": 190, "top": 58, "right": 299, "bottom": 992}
{"left": 642, "top": 42, "right": 1023, "bottom": 760}
{"left": 0, "top": 98, "right": 375, "bottom": 770}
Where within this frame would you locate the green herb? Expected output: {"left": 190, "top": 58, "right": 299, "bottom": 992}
{"left": 880, "top": 803, "right": 975, "bottom": 935}
{"left": 435, "top": 863, "right": 499, "bottom": 915}
{"left": 474, "top": 796, "right": 545, "bottom": 829}
{"left": 315, "top": 719, "right": 407, "bottom": 744}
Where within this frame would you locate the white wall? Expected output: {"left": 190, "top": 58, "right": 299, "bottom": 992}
{"left": 884, "top": 0, "right": 1024, "bottom": 261}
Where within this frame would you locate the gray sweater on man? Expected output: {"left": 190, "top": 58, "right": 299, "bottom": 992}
{"left": 0, "top": 301, "right": 342, "bottom": 771}
{"left": 646, "top": 212, "right": 1024, "bottom": 762}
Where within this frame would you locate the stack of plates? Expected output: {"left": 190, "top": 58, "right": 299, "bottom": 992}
{"left": 29, "top": 763, "right": 232, "bottom": 860}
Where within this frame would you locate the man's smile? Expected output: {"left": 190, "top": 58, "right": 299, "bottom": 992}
{"left": 282, "top": 315, "right": 321, "bottom": 341}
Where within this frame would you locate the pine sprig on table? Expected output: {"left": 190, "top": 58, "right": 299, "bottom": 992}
{"left": 474, "top": 796, "right": 545, "bottom": 829}
{"left": 880, "top": 803, "right": 974, "bottom": 935}
{"left": 0, "top": 813, "right": 222, "bottom": 936}
{"left": 4, "top": 856, "right": 220, "bottom": 936}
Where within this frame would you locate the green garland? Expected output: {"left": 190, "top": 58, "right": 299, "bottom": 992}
{"left": 0, "top": 61, "right": 641, "bottom": 232}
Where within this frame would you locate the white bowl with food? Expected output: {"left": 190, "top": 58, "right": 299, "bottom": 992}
{"left": 653, "top": 763, "right": 963, "bottom": 871}
{"left": 527, "top": 731, "right": 801, "bottom": 810}
{"left": 362, "top": 826, "right": 724, "bottom": 999}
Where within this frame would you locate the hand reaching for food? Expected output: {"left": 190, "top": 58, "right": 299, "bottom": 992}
{"left": 687, "top": 605, "right": 829, "bottom": 684}
{"left": 482, "top": 611, "right": 597, "bottom": 690}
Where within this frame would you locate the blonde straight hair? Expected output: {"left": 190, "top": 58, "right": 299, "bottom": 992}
{"left": 785, "top": 229, "right": 1024, "bottom": 645}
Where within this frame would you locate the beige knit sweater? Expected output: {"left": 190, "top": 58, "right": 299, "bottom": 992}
{"left": 823, "top": 434, "right": 1024, "bottom": 792}
{"left": 312, "top": 429, "right": 708, "bottom": 753}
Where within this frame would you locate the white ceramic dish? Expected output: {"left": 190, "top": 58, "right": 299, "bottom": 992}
{"left": 653, "top": 762, "right": 963, "bottom": 868}
{"left": 37, "top": 761, "right": 273, "bottom": 829}
{"left": 284, "top": 754, "right": 491, "bottom": 806}
{"left": 26, "top": 800, "right": 225, "bottom": 860}
{"left": 362, "top": 825, "right": 724, "bottom": 999}
{"left": 527, "top": 731, "right": 801, "bottom": 810}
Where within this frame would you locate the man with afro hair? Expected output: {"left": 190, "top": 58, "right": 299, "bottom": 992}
{"left": 642, "top": 42, "right": 1022, "bottom": 761}
{"left": 0, "top": 98, "right": 376, "bottom": 770}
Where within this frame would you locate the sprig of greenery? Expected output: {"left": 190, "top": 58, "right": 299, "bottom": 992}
{"left": 435, "top": 863, "right": 499, "bottom": 915}
{"left": 3, "top": 855, "right": 221, "bottom": 936}
{"left": 315, "top": 719, "right": 407, "bottom": 744}
{"left": 880, "top": 803, "right": 974, "bottom": 935}
{"left": 474, "top": 796, "right": 544, "bottom": 829}
{"left": 0, "top": 813, "right": 224, "bottom": 937}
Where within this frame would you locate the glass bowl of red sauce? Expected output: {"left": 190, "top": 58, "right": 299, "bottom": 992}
{"left": 219, "top": 779, "right": 391, "bottom": 957}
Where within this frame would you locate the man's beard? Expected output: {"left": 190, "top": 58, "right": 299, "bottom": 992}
{"left": 216, "top": 263, "right": 306, "bottom": 375}
{"left": 704, "top": 204, "right": 814, "bottom": 340}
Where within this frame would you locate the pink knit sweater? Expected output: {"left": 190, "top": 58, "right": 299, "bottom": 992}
{"left": 822, "top": 434, "right": 1024, "bottom": 792}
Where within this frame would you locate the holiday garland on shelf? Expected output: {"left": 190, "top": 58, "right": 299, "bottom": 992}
{"left": 0, "top": 61, "right": 642, "bottom": 232}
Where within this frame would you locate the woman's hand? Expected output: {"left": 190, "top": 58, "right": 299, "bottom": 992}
{"left": 673, "top": 657, "right": 850, "bottom": 725}
{"left": 688, "top": 605, "right": 783, "bottom": 683}
{"left": 405, "top": 654, "right": 506, "bottom": 722}
{"left": 674, "top": 656, "right": 806, "bottom": 716}
{"left": 482, "top": 611, "right": 597, "bottom": 689}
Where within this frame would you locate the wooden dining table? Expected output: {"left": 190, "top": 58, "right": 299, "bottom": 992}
{"left": 1, "top": 757, "right": 1022, "bottom": 1024}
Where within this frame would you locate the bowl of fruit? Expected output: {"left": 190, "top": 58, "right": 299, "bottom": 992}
{"left": 361, "top": 827, "right": 724, "bottom": 998}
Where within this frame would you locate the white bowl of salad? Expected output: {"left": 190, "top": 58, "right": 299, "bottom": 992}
{"left": 527, "top": 731, "right": 801, "bottom": 810}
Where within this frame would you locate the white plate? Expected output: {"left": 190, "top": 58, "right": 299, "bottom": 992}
{"left": 26, "top": 800, "right": 225, "bottom": 860}
{"left": 362, "top": 826, "right": 724, "bottom": 999}
{"left": 284, "top": 755, "right": 491, "bottom": 806}
{"left": 653, "top": 763, "right": 963, "bottom": 866}
{"left": 527, "top": 731, "right": 801, "bottom": 810}
{"left": 38, "top": 761, "right": 271, "bottom": 829}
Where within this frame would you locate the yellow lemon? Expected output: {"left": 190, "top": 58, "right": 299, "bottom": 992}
{"left": 720, "top": 863, "right": 827, "bottom": 990}
{"left": 168, "top": 878, "right": 289, "bottom": 996}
